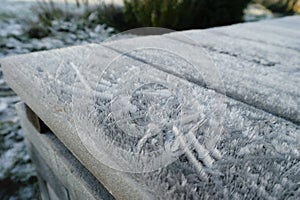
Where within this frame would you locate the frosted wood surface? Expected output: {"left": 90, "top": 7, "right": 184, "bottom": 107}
{"left": 103, "top": 25, "right": 300, "bottom": 124}
{"left": 208, "top": 22, "right": 300, "bottom": 51}
{"left": 260, "top": 16, "right": 300, "bottom": 31}
{"left": 1, "top": 16, "right": 300, "bottom": 199}
{"left": 2, "top": 45, "right": 152, "bottom": 200}
{"left": 170, "top": 17, "right": 300, "bottom": 124}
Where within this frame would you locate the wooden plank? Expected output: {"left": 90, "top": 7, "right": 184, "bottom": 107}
{"left": 102, "top": 26, "right": 300, "bottom": 124}
{"left": 1, "top": 17, "right": 300, "bottom": 199}
{"left": 206, "top": 16, "right": 300, "bottom": 51}
{"left": 260, "top": 16, "right": 300, "bottom": 31}
{"left": 2, "top": 45, "right": 152, "bottom": 200}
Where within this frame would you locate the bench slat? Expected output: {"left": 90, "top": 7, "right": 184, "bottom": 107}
{"left": 2, "top": 16, "right": 300, "bottom": 199}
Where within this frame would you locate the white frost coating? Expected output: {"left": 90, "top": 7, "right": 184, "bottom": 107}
{"left": 71, "top": 47, "right": 226, "bottom": 173}
{"left": 3, "top": 19, "right": 300, "bottom": 199}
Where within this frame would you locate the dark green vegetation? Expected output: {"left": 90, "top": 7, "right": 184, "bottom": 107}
{"left": 123, "top": 0, "right": 251, "bottom": 30}
{"left": 27, "top": 0, "right": 300, "bottom": 39}
{"left": 27, "top": 0, "right": 251, "bottom": 38}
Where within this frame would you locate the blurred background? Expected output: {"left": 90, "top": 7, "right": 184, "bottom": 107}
{"left": 0, "top": 0, "right": 299, "bottom": 199}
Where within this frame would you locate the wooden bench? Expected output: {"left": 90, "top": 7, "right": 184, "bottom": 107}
{"left": 1, "top": 16, "right": 300, "bottom": 199}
